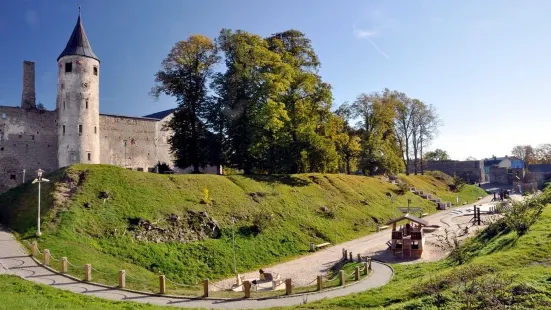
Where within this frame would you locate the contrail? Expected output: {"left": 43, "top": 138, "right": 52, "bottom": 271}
{"left": 365, "top": 37, "right": 390, "bottom": 59}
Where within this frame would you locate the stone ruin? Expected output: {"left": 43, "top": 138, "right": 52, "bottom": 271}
{"left": 129, "top": 210, "right": 221, "bottom": 243}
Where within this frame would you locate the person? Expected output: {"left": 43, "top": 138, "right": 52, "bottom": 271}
{"left": 259, "top": 269, "right": 265, "bottom": 281}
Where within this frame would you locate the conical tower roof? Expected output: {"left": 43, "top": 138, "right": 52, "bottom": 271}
{"left": 57, "top": 10, "right": 99, "bottom": 62}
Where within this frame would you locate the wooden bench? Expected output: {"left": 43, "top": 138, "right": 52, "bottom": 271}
{"left": 310, "top": 242, "right": 331, "bottom": 251}
{"left": 420, "top": 213, "right": 429, "bottom": 217}
{"left": 378, "top": 225, "right": 390, "bottom": 231}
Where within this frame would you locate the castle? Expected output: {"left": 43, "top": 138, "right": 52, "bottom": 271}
{"left": 0, "top": 12, "right": 183, "bottom": 194}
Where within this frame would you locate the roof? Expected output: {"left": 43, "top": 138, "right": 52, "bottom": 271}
{"left": 527, "top": 164, "right": 551, "bottom": 173}
{"left": 143, "top": 108, "right": 176, "bottom": 120}
{"left": 57, "top": 12, "right": 99, "bottom": 62}
{"left": 386, "top": 213, "right": 429, "bottom": 226}
{"left": 99, "top": 113, "right": 160, "bottom": 122}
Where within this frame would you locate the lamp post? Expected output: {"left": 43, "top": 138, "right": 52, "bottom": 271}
{"left": 231, "top": 217, "right": 237, "bottom": 274}
{"left": 32, "top": 169, "right": 50, "bottom": 237}
{"left": 407, "top": 198, "right": 411, "bottom": 214}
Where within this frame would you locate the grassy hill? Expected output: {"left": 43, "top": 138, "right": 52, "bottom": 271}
{"left": 303, "top": 195, "right": 551, "bottom": 309}
{"left": 0, "top": 164, "right": 485, "bottom": 294}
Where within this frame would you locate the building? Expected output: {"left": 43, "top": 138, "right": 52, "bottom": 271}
{"left": 0, "top": 12, "right": 209, "bottom": 194}
{"left": 386, "top": 213, "right": 428, "bottom": 258}
{"left": 483, "top": 156, "right": 525, "bottom": 184}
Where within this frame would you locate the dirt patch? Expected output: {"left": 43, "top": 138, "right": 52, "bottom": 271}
{"left": 128, "top": 210, "right": 221, "bottom": 243}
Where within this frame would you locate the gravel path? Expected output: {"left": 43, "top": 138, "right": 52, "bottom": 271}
{"left": 0, "top": 229, "right": 393, "bottom": 309}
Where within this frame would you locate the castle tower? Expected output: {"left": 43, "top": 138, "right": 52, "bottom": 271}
{"left": 57, "top": 9, "right": 100, "bottom": 167}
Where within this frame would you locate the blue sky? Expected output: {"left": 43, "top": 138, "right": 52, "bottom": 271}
{"left": 1, "top": 0, "right": 550, "bottom": 161}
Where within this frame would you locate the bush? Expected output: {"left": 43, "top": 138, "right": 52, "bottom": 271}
{"left": 504, "top": 193, "right": 548, "bottom": 236}
{"left": 451, "top": 175, "right": 466, "bottom": 192}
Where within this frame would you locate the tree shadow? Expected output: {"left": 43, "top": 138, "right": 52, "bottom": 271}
{"left": 242, "top": 174, "right": 310, "bottom": 187}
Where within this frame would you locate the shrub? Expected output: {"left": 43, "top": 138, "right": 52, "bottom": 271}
{"left": 451, "top": 175, "right": 466, "bottom": 192}
{"left": 504, "top": 193, "right": 548, "bottom": 236}
{"left": 201, "top": 187, "right": 212, "bottom": 205}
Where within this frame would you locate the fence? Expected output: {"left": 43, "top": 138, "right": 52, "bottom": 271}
{"left": 28, "top": 241, "right": 372, "bottom": 299}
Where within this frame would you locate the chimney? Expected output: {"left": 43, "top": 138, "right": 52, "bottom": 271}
{"left": 21, "top": 61, "right": 36, "bottom": 110}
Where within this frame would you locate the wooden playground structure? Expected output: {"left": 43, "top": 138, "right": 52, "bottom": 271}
{"left": 386, "top": 213, "right": 429, "bottom": 258}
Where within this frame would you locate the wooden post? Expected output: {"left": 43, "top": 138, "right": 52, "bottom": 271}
{"left": 203, "top": 279, "right": 209, "bottom": 298}
{"left": 159, "top": 275, "right": 166, "bottom": 294}
{"left": 119, "top": 270, "right": 126, "bottom": 288}
{"left": 368, "top": 258, "right": 372, "bottom": 270}
{"left": 243, "top": 280, "right": 251, "bottom": 298}
{"left": 355, "top": 266, "right": 360, "bottom": 281}
{"left": 343, "top": 249, "right": 348, "bottom": 260}
{"left": 31, "top": 241, "right": 38, "bottom": 257}
{"left": 349, "top": 252, "right": 353, "bottom": 261}
{"left": 363, "top": 262, "right": 369, "bottom": 275}
{"left": 316, "top": 275, "right": 323, "bottom": 291}
{"left": 309, "top": 242, "right": 315, "bottom": 252}
{"left": 84, "top": 264, "right": 92, "bottom": 282}
{"left": 43, "top": 249, "right": 50, "bottom": 266}
{"left": 285, "top": 278, "right": 292, "bottom": 295}
{"left": 61, "top": 257, "right": 68, "bottom": 273}
{"left": 357, "top": 253, "right": 361, "bottom": 262}
{"left": 339, "top": 270, "right": 345, "bottom": 286}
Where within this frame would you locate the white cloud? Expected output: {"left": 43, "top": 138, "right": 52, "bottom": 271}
{"left": 354, "top": 29, "right": 377, "bottom": 39}
{"left": 25, "top": 10, "right": 39, "bottom": 28}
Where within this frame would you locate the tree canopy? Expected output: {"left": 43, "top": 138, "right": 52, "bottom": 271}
{"left": 152, "top": 29, "right": 440, "bottom": 175}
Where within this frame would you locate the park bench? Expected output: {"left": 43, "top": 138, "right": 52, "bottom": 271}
{"left": 420, "top": 213, "right": 429, "bottom": 217}
{"left": 378, "top": 225, "right": 390, "bottom": 231}
{"left": 251, "top": 272, "right": 282, "bottom": 291}
{"left": 310, "top": 242, "right": 331, "bottom": 251}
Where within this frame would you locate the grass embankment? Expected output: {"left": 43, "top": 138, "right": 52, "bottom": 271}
{"left": 0, "top": 164, "right": 484, "bottom": 296}
{"left": 0, "top": 275, "right": 182, "bottom": 310}
{"left": 301, "top": 204, "right": 551, "bottom": 309}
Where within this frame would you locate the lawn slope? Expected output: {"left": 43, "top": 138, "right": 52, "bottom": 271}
{"left": 0, "top": 164, "right": 485, "bottom": 294}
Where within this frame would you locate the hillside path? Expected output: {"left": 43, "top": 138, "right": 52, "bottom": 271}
{"left": 0, "top": 229, "right": 392, "bottom": 309}
{"left": 0, "top": 194, "right": 498, "bottom": 309}
{"left": 214, "top": 194, "right": 496, "bottom": 288}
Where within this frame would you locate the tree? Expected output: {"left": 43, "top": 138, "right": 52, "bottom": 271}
{"left": 335, "top": 102, "right": 361, "bottom": 174}
{"left": 511, "top": 145, "right": 536, "bottom": 164}
{"left": 412, "top": 102, "right": 440, "bottom": 174}
{"left": 151, "top": 35, "right": 220, "bottom": 173}
{"left": 350, "top": 92, "right": 403, "bottom": 176}
{"left": 534, "top": 144, "right": 551, "bottom": 164}
{"left": 424, "top": 149, "right": 451, "bottom": 161}
{"left": 391, "top": 89, "right": 418, "bottom": 175}
{"left": 214, "top": 29, "right": 293, "bottom": 174}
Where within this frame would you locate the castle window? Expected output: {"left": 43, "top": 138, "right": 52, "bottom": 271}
{"left": 1, "top": 113, "right": 6, "bottom": 119}
{"left": 137, "top": 168, "right": 144, "bottom": 172}
{"left": 10, "top": 174, "right": 16, "bottom": 180}
{"left": 63, "top": 125, "right": 65, "bottom": 135}
{"left": 93, "top": 66, "right": 98, "bottom": 76}
{"left": 86, "top": 100, "right": 88, "bottom": 109}
{"left": 65, "top": 62, "right": 72, "bottom": 73}
{"left": 63, "top": 101, "right": 66, "bottom": 110}
{"left": 79, "top": 125, "right": 82, "bottom": 135}
{"left": 0, "top": 147, "right": 3, "bottom": 151}
{"left": 94, "top": 126, "right": 97, "bottom": 134}
{"left": 87, "top": 153, "right": 91, "bottom": 161}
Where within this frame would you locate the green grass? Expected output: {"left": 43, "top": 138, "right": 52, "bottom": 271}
{"left": 0, "top": 274, "right": 190, "bottom": 310}
{"left": 0, "top": 164, "right": 485, "bottom": 297}
{"left": 295, "top": 204, "right": 551, "bottom": 309}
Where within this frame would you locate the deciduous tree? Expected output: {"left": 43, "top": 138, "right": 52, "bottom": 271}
{"left": 151, "top": 35, "right": 220, "bottom": 173}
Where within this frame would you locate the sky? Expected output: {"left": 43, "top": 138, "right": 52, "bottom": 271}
{"left": 1, "top": 0, "right": 550, "bottom": 161}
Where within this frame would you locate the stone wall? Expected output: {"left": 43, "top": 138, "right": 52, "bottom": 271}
{"left": 0, "top": 106, "right": 58, "bottom": 193}
{"left": 99, "top": 114, "right": 173, "bottom": 171}
{"left": 409, "top": 160, "right": 485, "bottom": 183}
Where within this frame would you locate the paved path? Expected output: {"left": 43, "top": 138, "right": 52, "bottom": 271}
{"left": 215, "top": 194, "right": 496, "bottom": 288}
{"left": 0, "top": 229, "right": 393, "bottom": 309}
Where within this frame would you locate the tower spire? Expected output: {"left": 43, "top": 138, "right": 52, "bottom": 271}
{"left": 57, "top": 8, "right": 99, "bottom": 62}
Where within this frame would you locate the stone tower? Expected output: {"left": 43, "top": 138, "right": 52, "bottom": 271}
{"left": 21, "top": 61, "right": 36, "bottom": 110}
{"left": 57, "top": 10, "right": 100, "bottom": 167}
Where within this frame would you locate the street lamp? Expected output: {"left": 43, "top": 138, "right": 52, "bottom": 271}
{"left": 407, "top": 198, "right": 412, "bottom": 214}
{"left": 231, "top": 217, "right": 237, "bottom": 274}
{"left": 32, "top": 169, "right": 50, "bottom": 237}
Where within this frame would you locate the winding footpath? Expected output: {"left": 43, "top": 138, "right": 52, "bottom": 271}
{"left": 0, "top": 194, "right": 499, "bottom": 309}
{"left": 0, "top": 229, "right": 392, "bottom": 309}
